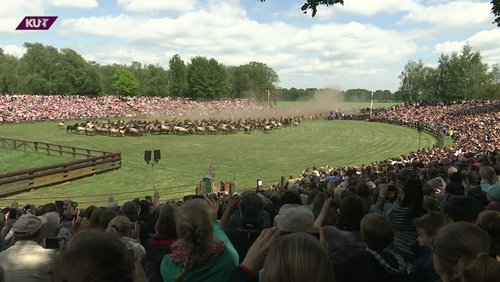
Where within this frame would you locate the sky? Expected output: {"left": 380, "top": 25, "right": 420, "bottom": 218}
{"left": 0, "top": 0, "right": 498, "bottom": 92}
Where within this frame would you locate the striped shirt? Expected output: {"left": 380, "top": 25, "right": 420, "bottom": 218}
{"left": 389, "top": 206, "right": 417, "bottom": 257}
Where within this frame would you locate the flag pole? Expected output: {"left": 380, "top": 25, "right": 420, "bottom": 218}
{"left": 267, "top": 89, "right": 270, "bottom": 109}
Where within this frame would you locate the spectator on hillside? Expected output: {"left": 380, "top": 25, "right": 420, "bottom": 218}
{"left": 99, "top": 208, "right": 118, "bottom": 230}
{"left": 410, "top": 212, "right": 452, "bottom": 282}
{"left": 476, "top": 210, "right": 500, "bottom": 252}
{"left": 480, "top": 166, "right": 499, "bottom": 188}
{"left": 275, "top": 204, "right": 317, "bottom": 234}
{"left": 160, "top": 199, "right": 238, "bottom": 282}
{"left": 370, "top": 183, "right": 397, "bottom": 216}
{"left": 432, "top": 222, "right": 500, "bottom": 282}
{"left": 315, "top": 196, "right": 365, "bottom": 280}
{"left": 105, "top": 216, "right": 146, "bottom": 265}
{"left": 54, "top": 230, "right": 144, "bottom": 282}
{"left": 224, "top": 192, "right": 271, "bottom": 232}
{"left": 145, "top": 204, "right": 177, "bottom": 282}
{"left": 138, "top": 199, "right": 156, "bottom": 246}
{"left": 344, "top": 214, "right": 409, "bottom": 282}
{"left": 442, "top": 182, "right": 484, "bottom": 222}
{"left": 223, "top": 192, "right": 266, "bottom": 263}
{"left": 264, "top": 233, "right": 335, "bottom": 282}
{"left": 387, "top": 179, "right": 427, "bottom": 261}
{"left": 0, "top": 214, "right": 57, "bottom": 282}
{"left": 465, "top": 170, "right": 488, "bottom": 206}
{"left": 355, "top": 182, "right": 373, "bottom": 215}
{"left": 482, "top": 184, "right": 500, "bottom": 211}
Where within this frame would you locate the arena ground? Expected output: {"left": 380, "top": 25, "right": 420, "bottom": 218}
{"left": 0, "top": 113, "right": 439, "bottom": 206}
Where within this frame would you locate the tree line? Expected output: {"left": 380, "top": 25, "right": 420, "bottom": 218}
{"left": 1, "top": 42, "right": 498, "bottom": 102}
{"left": 398, "top": 44, "right": 500, "bottom": 101}
{"left": 0, "top": 43, "right": 280, "bottom": 101}
{"left": 0, "top": 43, "right": 394, "bottom": 102}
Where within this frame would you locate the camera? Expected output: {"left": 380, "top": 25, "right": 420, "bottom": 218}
{"left": 8, "top": 208, "right": 17, "bottom": 219}
{"left": 43, "top": 237, "right": 64, "bottom": 249}
{"left": 62, "top": 214, "right": 76, "bottom": 222}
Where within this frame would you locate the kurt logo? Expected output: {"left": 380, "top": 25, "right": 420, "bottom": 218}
{"left": 16, "top": 16, "right": 58, "bottom": 30}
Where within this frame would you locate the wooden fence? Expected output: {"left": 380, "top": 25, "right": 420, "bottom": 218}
{"left": 0, "top": 137, "right": 121, "bottom": 197}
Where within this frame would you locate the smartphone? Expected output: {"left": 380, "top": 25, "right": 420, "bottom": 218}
{"left": 9, "top": 208, "right": 17, "bottom": 219}
{"left": 55, "top": 200, "right": 64, "bottom": 215}
{"left": 43, "top": 237, "right": 62, "bottom": 249}
{"left": 62, "top": 214, "right": 76, "bottom": 222}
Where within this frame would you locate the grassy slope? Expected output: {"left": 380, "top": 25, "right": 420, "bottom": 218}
{"left": 0, "top": 119, "right": 435, "bottom": 206}
{"left": 0, "top": 149, "right": 73, "bottom": 172}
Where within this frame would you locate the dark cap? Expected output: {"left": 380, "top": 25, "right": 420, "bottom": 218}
{"left": 467, "top": 171, "right": 481, "bottom": 185}
{"left": 446, "top": 182, "right": 467, "bottom": 198}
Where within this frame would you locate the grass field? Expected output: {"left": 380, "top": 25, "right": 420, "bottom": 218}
{"left": 0, "top": 119, "right": 437, "bottom": 206}
{"left": 0, "top": 149, "right": 74, "bottom": 172}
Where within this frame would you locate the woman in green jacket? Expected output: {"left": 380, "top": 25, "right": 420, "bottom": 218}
{"left": 160, "top": 198, "right": 239, "bottom": 282}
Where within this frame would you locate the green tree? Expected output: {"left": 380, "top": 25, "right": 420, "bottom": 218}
{"left": 169, "top": 54, "right": 188, "bottom": 97}
{"left": 228, "top": 62, "right": 279, "bottom": 99}
{"left": 54, "top": 48, "right": 101, "bottom": 95}
{"left": 19, "top": 43, "right": 61, "bottom": 94}
{"left": 0, "top": 49, "right": 20, "bottom": 93}
{"left": 344, "top": 88, "right": 371, "bottom": 101}
{"left": 437, "top": 45, "right": 488, "bottom": 100}
{"left": 187, "top": 56, "right": 228, "bottom": 99}
{"left": 141, "top": 64, "right": 169, "bottom": 96}
{"left": 111, "top": 68, "right": 140, "bottom": 96}
{"left": 373, "top": 90, "right": 394, "bottom": 101}
{"left": 399, "top": 60, "right": 438, "bottom": 101}
{"left": 98, "top": 64, "right": 120, "bottom": 95}
{"left": 493, "top": 0, "right": 500, "bottom": 26}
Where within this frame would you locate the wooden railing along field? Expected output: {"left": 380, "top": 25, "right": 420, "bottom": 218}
{"left": 0, "top": 137, "right": 121, "bottom": 197}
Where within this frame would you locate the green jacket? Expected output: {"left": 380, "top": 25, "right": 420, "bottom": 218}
{"left": 160, "top": 222, "right": 239, "bottom": 282}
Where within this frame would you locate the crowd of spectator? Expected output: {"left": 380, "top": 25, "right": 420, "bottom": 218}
{"left": 0, "top": 98, "right": 499, "bottom": 281}
{"left": 0, "top": 95, "right": 264, "bottom": 122}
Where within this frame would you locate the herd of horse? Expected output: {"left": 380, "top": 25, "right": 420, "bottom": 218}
{"left": 60, "top": 116, "right": 304, "bottom": 137}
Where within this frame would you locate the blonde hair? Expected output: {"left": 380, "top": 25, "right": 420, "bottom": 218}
{"left": 264, "top": 233, "right": 335, "bottom": 282}
{"left": 175, "top": 199, "right": 213, "bottom": 268}
{"left": 434, "top": 222, "right": 500, "bottom": 282}
{"left": 105, "top": 216, "right": 130, "bottom": 237}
